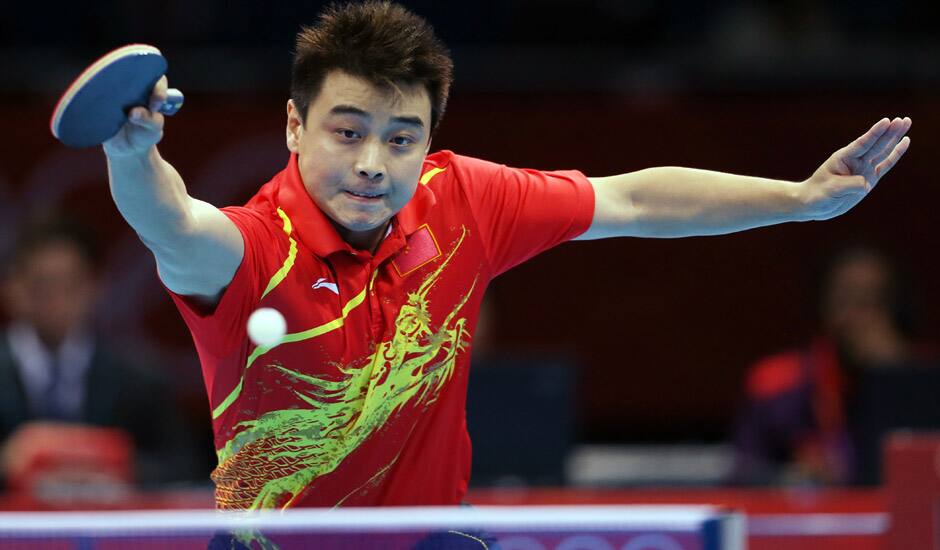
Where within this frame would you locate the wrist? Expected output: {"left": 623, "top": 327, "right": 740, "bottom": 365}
{"left": 104, "top": 144, "right": 159, "bottom": 165}
{"left": 789, "top": 178, "right": 816, "bottom": 222}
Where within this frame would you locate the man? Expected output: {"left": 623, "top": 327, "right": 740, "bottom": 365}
{"left": 0, "top": 217, "right": 195, "bottom": 490}
{"left": 103, "top": 1, "right": 910, "bottom": 509}
{"left": 732, "top": 246, "right": 929, "bottom": 486}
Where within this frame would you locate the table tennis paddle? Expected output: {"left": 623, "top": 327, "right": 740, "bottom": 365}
{"left": 50, "top": 44, "right": 184, "bottom": 148}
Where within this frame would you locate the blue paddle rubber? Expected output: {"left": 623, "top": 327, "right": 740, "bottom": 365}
{"left": 51, "top": 45, "right": 185, "bottom": 148}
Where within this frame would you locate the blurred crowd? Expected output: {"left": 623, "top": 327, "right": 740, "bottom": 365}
{"left": 0, "top": 215, "right": 211, "bottom": 506}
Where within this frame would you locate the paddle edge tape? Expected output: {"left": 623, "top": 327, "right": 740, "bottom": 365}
{"left": 49, "top": 44, "right": 164, "bottom": 141}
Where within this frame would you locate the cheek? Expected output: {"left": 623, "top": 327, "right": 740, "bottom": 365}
{"left": 300, "top": 157, "right": 343, "bottom": 198}
{"left": 391, "top": 158, "right": 425, "bottom": 197}
{"left": 300, "top": 133, "right": 349, "bottom": 169}
{"left": 396, "top": 183, "right": 419, "bottom": 205}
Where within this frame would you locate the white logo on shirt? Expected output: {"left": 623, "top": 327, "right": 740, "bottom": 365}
{"left": 312, "top": 277, "right": 339, "bottom": 295}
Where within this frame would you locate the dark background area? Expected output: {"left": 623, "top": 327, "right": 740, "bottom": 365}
{"left": 1, "top": 1, "right": 938, "bottom": 449}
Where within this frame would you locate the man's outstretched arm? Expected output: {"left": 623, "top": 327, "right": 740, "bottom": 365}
{"left": 105, "top": 76, "right": 243, "bottom": 302}
{"left": 578, "top": 117, "right": 911, "bottom": 240}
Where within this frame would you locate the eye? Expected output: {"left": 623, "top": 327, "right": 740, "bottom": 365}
{"left": 336, "top": 129, "right": 360, "bottom": 141}
{"left": 390, "top": 135, "right": 416, "bottom": 147}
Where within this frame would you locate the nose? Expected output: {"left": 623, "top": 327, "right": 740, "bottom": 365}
{"left": 354, "top": 141, "right": 385, "bottom": 181}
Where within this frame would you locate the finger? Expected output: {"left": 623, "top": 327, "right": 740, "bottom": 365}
{"left": 842, "top": 118, "right": 890, "bottom": 159}
{"left": 128, "top": 106, "right": 165, "bottom": 131}
{"left": 874, "top": 136, "right": 911, "bottom": 179}
{"left": 856, "top": 117, "right": 899, "bottom": 163}
{"left": 868, "top": 117, "right": 911, "bottom": 172}
{"left": 149, "top": 75, "right": 169, "bottom": 112}
{"left": 864, "top": 117, "right": 909, "bottom": 165}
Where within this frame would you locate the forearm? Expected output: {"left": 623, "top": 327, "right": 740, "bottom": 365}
{"left": 591, "top": 167, "right": 808, "bottom": 238}
{"left": 106, "top": 144, "right": 243, "bottom": 298}
{"left": 106, "top": 146, "right": 196, "bottom": 254}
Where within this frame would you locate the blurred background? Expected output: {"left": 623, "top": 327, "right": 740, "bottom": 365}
{"left": 1, "top": 0, "right": 939, "bottom": 505}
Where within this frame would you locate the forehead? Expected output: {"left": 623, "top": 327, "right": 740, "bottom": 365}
{"left": 22, "top": 241, "right": 87, "bottom": 267}
{"left": 310, "top": 70, "right": 431, "bottom": 119}
{"left": 831, "top": 256, "right": 888, "bottom": 284}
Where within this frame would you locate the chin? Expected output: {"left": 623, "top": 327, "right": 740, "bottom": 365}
{"left": 339, "top": 215, "right": 389, "bottom": 232}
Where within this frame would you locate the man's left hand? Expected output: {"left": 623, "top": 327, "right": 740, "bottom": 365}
{"left": 801, "top": 117, "right": 911, "bottom": 220}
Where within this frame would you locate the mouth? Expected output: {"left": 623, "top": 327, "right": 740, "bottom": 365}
{"left": 344, "top": 190, "right": 386, "bottom": 201}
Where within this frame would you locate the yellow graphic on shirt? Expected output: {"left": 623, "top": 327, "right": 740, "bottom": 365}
{"left": 212, "top": 227, "right": 475, "bottom": 510}
{"left": 213, "top": 165, "right": 446, "bottom": 421}
{"left": 261, "top": 207, "right": 298, "bottom": 299}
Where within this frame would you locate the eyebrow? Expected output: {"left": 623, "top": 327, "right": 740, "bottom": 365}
{"left": 328, "top": 105, "right": 425, "bottom": 129}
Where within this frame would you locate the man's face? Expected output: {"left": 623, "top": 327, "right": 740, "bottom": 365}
{"left": 2, "top": 241, "right": 97, "bottom": 348}
{"left": 286, "top": 70, "right": 432, "bottom": 248}
{"left": 822, "top": 254, "right": 901, "bottom": 364}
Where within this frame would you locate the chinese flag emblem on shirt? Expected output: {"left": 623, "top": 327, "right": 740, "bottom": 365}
{"left": 393, "top": 224, "right": 442, "bottom": 276}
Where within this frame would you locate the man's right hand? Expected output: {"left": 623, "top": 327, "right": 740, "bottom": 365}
{"left": 102, "top": 76, "right": 169, "bottom": 157}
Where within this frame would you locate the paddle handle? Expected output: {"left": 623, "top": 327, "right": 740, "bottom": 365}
{"left": 159, "top": 88, "right": 184, "bottom": 116}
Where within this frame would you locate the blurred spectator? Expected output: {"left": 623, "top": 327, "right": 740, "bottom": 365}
{"left": 731, "top": 245, "right": 935, "bottom": 486}
{"left": 0, "top": 215, "right": 198, "bottom": 500}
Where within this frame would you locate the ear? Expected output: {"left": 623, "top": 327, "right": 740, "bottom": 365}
{"left": 286, "top": 99, "right": 303, "bottom": 153}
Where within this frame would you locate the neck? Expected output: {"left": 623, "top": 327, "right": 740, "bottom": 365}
{"left": 35, "top": 327, "right": 67, "bottom": 353}
{"left": 334, "top": 220, "right": 390, "bottom": 254}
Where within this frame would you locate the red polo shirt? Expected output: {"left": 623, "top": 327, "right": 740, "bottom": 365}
{"left": 169, "top": 150, "right": 594, "bottom": 509}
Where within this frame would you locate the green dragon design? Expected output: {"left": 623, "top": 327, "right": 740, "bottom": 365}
{"left": 212, "top": 227, "right": 476, "bottom": 510}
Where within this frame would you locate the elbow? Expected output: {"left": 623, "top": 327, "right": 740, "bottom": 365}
{"left": 138, "top": 202, "right": 200, "bottom": 260}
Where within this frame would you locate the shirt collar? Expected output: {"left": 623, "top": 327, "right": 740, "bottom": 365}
{"left": 6, "top": 322, "right": 95, "bottom": 409}
{"left": 274, "top": 153, "right": 437, "bottom": 258}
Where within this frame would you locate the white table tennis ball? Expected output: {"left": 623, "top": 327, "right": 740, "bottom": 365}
{"left": 247, "top": 307, "right": 287, "bottom": 347}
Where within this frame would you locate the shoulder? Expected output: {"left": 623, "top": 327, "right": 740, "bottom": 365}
{"left": 422, "top": 150, "right": 502, "bottom": 186}
{"left": 226, "top": 171, "right": 294, "bottom": 238}
{"left": 746, "top": 350, "right": 810, "bottom": 399}
{"left": 220, "top": 203, "right": 281, "bottom": 235}
{"left": 423, "top": 149, "right": 456, "bottom": 171}
{"left": 0, "top": 334, "right": 19, "bottom": 388}
{"left": 219, "top": 203, "right": 292, "bottom": 256}
{"left": 0, "top": 333, "right": 12, "bottom": 361}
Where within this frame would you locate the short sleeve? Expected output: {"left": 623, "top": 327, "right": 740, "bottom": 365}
{"left": 452, "top": 155, "right": 595, "bottom": 276}
{"left": 166, "top": 206, "right": 282, "bottom": 361}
